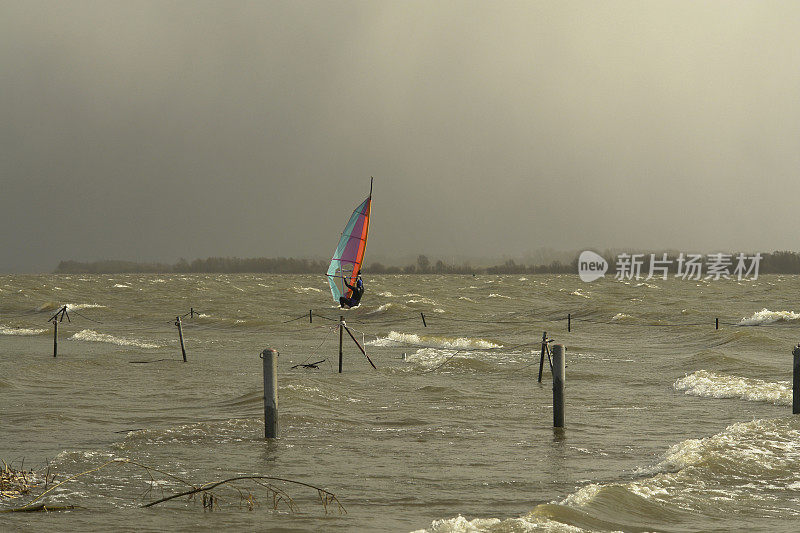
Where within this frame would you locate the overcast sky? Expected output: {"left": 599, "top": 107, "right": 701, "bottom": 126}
{"left": 2, "top": 1, "right": 799, "bottom": 272}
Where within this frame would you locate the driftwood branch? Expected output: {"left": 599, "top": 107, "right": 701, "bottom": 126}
{"left": 0, "top": 457, "right": 345, "bottom": 515}
{"left": 142, "top": 475, "right": 345, "bottom": 514}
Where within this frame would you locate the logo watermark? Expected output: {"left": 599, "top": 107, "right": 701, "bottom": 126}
{"left": 578, "top": 251, "right": 761, "bottom": 282}
{"left": 578, "top": 250, "right": 608, "bottom": 282}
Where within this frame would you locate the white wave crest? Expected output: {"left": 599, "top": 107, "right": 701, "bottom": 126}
{"left": 413, "top": 515, "right": 501, "bottom": 533}
{"left": 458, "top": 296, "right": 477, "bottom": 303}
{"left": 68, "top": 303, "right": 106, "bottom": 311}
{"left": 377, "top": 291, "right": 395, "bottom": 297}
{"left": 0, "top": 325, "right": 47, "bottom": 336}
{"left": 413, "top": 514, "right": 583, "bottom": 533}
{"left": 490, "top": 418, "right": 800, "bottom": 530}
{"left": 560, "top": 483, "right": 603, "bottom": 507}
{"left": 570, "top": 289, "right": 590, "bottom": 299}
{"left": 113, "top": 284, "right": 130, "bottom": 288}
{"left": 35, "top": 302, "right": 107, "bottom": 312}
{"left": 292, "top": 286, "right": 322, "bottom": 294}
{"left": 366, "top": 303, "right": 394, "bottom": 315}
{"left": 488, "top": 293, "right": 510, "bottom": 299}
{"left": 406, "top": 297, "right": 437, "bottom": 305}
{"left": 611, "top": 313, "right": 632, "bottom": 321}
{"left": 367, "top": 331, "right": 501, "bottom": 349}
{"left": 646, "top": 418, "right": 800, "bottom": 475}
{"left": 738, "top": 308, "right": 800, "bottom": 326}
{"left": 70, "top": 329, "right": 159, "bottom": 349}
{"left": 674, "top": 370, "right": 791, "bottom": 405}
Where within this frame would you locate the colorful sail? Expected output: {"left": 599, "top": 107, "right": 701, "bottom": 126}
{"left": 327, "top": 183, "right": 372, "bottom": 303}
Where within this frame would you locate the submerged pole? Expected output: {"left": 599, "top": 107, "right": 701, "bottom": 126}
{"left": 421, "top": 312, "right": 427, "bottom": 327}
{"left": 552, "top": 344, "right": 565, "bottom": 428}
{"left": 339, "top": 315, "right": 344, "bottom": 373}
{"left": 793, "top": 344, "right": 800, "bottom": 415}
{"left": 261, "top": 348, "right": 278, "bottom": 438}
{"left": 176, "top": 316, "right": 187, "bottom": 362}
{"left": 309, "top": 309, "right": 313, "bottom": 323}
{"left": 568, "top": 313, "right": 571, "bottom": 332}
{"left": 716, "top": 317, "right": 719, "bottom": 330}
{"left": 53, "top": 320, "right": 58, "bottom": 358}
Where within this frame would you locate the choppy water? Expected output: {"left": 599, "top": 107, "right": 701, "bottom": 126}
{"left": 2, "top": 273, "right": 800, "bottom": 532}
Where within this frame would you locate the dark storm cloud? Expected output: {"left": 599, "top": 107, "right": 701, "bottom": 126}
{"left": 2, "top": 1, "right": 799, "bottom": 271}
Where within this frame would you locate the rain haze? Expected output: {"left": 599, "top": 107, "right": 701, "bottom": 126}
{"left": 2, "top": 1, "right": 799, "bottom": 272}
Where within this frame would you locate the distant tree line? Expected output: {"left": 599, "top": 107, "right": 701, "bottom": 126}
{"left": 54, "top": 251, "right": 800, "bottom": 275}
{"left": 55, "top": 257, "right": 327, "bottom": 274}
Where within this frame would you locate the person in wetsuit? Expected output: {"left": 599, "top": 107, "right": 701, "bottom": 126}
{"left": 339, "top": 272, "right": 364, "bottom": 308}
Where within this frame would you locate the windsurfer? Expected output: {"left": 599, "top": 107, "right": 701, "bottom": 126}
{"left": 339, "top": 272, "right": 364, "bottom": 308}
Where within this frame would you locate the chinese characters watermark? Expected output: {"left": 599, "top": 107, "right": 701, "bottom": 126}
{"left": 578, "top": 251, "right": 761, "bottom": 282}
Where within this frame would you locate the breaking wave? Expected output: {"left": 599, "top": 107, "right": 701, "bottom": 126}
{"left": 365, "top": 303, "right": 397, "bottom": 315}
{"left": 0, "top": 325, "right": 47, "bottom": 336}
{"left": 417, "top": 418, "right": 800, "bottom": 532}
{"left": 70, "top": 329, "right": 160, "bottom": 349}
{"left": 738, "top": 308, "right": 800, "bottom": 326}
{"left": 368, "top": 331, "right": 501, "bottom": 350}
{"left": 674, "top": 370, "right": 791, "bottom": 405}
{"left": 291, "top": 286, "right": 322, "bottom": 294}
{"left": 36, "top": 302, "right": 107, "bottom": 312}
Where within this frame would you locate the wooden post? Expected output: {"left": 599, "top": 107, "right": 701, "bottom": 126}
{"left": 552, "top": 344, "right": 565, "bottom": 427}
{"left": 261, "top": 348, "right": 278, "bottom": 438}
{"left": 793, "top": 344, "right": 800, "bottom": 415}
{"left": 175, "top": 316, "right": 187, "bottom": 362}
{"left": 338, "top": 315, "right": 344, "bottom": 373}
{"left": 537, "top": 331, "right": 547, "bottom": 383}
{"left": 568, "top": 313, "right": 571, "bottom": 332}
{"left": 53, "top": 320, "right": 58, "bottom": 358}
{"left": 190, "top": 307, "right": 194, "bottom": 319}
{"left": 309, "top": 309, "right": 312, "bottom": 323}
{"left": 715, "top": 317, "right": 719, "bottom": 330}
{"left": 421, "top": 312, "right": 427, "bottom": 327}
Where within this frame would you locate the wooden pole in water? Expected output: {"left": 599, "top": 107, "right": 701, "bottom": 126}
{"left": 343, "top": 324, "right": 377, "bottom": 369}
{"left": 53, "top": 320, "right": 58, "bottom": 358}
{"left": 537, "top": 331, "right": 547, "bottom": 383}
{"left": 190, "top": 307, "right": 194, "bottom": 319}
{"left": 421, "top": 312, "right": 427, "bottom": 327}
{"left": 261, "top": 348, "right": 278, "bottom": 438}
{"left": 716, "top": 317, "right": 719, "bottom": 330}
{"left": 552, "top": 344, "right": 565, "bottom": 428}
{"left": 568, "top": 313, "right": 571, "bottom": 332}
{"left": 338, "top": 315, "right": 344, "bottom": 373}
{"left": 176, "top": 316, "right": 187, "bottom": 362}
{"left": 309, "top": 309, "right": 312, "bottom": 323}
{"left": 793, "top": 344, "right": 800, "bottom": 415}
